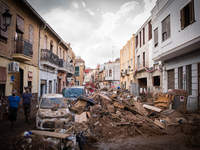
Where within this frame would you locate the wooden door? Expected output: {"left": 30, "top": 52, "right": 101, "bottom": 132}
{"left": 168, "top": 69, "right": 174, "bottom": 89}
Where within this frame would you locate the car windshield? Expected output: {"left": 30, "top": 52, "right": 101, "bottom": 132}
{"left": 40, "top": 97, "right": 68, "bottom": 109}
{"left": 62, "top": 88, "right": 83, "bottom": 98}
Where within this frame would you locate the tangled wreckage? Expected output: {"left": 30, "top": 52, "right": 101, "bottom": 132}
{"left": 11, "top": 88, "right": 200, "bottom": 150}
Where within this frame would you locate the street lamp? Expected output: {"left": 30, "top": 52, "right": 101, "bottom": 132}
{"left": 0, "top": 10, "right": 12, "bottom": 32}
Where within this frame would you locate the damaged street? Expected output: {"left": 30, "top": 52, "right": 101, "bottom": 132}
{"left": 1, "top": 0, "right": 200, "bottom": 149}
{"left": 1, "top": 87, "right": 200, "bottom": 150}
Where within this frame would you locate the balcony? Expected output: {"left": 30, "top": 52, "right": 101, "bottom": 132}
{"left": 40, "top": 49, "right": 59, "bottom": 68}
{"left": 58, "top": 59, "right": 74, "bottom": 74}
{"left": 136, "top": 61, "right": 149, "bottom": 71}
{"left": 12, "top": 38, "right": 33, "bottom": 61}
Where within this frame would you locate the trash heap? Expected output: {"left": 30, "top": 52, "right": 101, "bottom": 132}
{"left": 10, "top": 87, "right": 200, "bottom": 150}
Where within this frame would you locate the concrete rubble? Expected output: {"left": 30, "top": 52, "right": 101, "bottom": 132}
{"left": 10, "top": 88, "right": 200, "bottom": 150}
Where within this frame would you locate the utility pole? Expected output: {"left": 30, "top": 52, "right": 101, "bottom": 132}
{"left": 112, "top": 46, "right": 115, "bottom": 87}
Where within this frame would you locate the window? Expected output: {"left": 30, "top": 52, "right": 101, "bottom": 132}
{"left": 139, "top": 31, "right": 141, "bottom": 47}
{"left": 180, "top": 0, "right": 195, "bottom": 29}
{"left": 143, "top": 27, "right": 145, "bottom": 45}
{"left": 0, "top": 3, "right": 9, "bottom": 40}
{"left": 153, "top": 76, "right": 160, "bottom": 86}
{"left": 75, "top": 66, "right": 79, "bottom": 76}
{"left": 162, "top": 15, "right": 171, "bottom": 41}
{"left": 49, "top": 80, "right": 52, "bottom": 93}
{"left": 154, "top": 28, "right": 158, "bottom": 47}
{"left": 135, "top": 35, "right": 138, "bottom": 48}
{"left": 143, "top": 52, "right": 145, "bottom": 67}
{"left": 148, "top": 20, "right": 152, "bottom": 40}
{"left": 137, "top": 55, "right": 140, "bottom": 69}
{"left": 44, "top": 35, "right": 47, "bottom": 49}
{"left": 186, "top": 65, "right": 192, "bottom": 95}
{"left": 59, "top": 48, "right": 62, "bottom": 58}
{"left": 16, "top": 15, "right": 24, "bottom": 33}
{"left": 178, "top": 67, "right": 183, "bottom": 89}
{"left": 29, "top": 25, "right": 34, "bottom": 43}
{"left": 50, "top": 40, "right": 53, "bottom": 52}
{"left": 109, "top": 69, "right": 112, "bottom": 77}
{"left": 63, "top": 51, "right": 65, "bottom": 59}
{"left": 130, "top": 59, "right": 133, "bottom": 69}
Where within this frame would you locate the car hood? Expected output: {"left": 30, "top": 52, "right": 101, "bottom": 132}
{"left": 38, "top": 108, "right": 70, "bottom": 118}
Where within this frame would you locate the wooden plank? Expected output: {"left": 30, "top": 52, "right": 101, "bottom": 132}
{"left": 75, "top": 112, "right": 87, "bottom": 123}
{"left": 98, "top": 93, "right": 113, "bottom": 102}
{"left": 154, "top": 119, "right": 165, "bottom": 129}
{"left": 143, "top": 104, "right": 162, "bottom": 112}
{"left": 30, "top": 130, "right": 70, "bottom": 138}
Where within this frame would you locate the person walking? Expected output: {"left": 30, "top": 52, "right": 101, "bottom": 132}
{"left": 21, "top": 87, "right": 33, "bottom": 124}
{"left": 8, "top": 90, "right": 20, "bottom": 131}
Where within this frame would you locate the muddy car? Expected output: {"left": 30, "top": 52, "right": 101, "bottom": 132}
{"left": 36, "top": 94, "right": 71, "bottom": 130}
{"left": 61, "top": 86, "right": 85, "bottom": 101}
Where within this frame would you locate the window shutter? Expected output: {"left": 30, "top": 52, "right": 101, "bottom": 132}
{"left": 189, "top": 0, "right": 195, "bottom": 23}
{"left": 29, "top": 25, "right": 34, "bottom": 43}
{"left": 0, "top": 3, "right": 8, "bottom": 39}
{"left": 180, "top": 8, "right": 185, "bottom": 29}
{"left": 0, "top": 66, "right": 7, "bottom": 84}
{"left": 154, "top": 28, "right": 158, "bottom": 45}
{"left": 16, "top": 15, "right": 24, "bottom": 33}
{"left": 166, "top": 16, "right": 170, "bottom": 38}
{"left": 162, "top": 19, "right": 166, "bottom": 34}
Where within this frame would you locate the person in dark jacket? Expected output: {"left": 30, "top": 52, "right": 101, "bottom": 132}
{"left": 8, "top": 90, "right": 20, "bottom": 131}
{"left": 21, "top": 87, "right": 33, "bottom": 124}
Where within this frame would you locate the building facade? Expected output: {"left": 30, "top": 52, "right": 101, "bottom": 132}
{"left": 151, "top": 0, "right": 200, "bottom": 111}
{"left": 105, "top": 59, "right": 120, "bottom": 88}
{"left": 134, "top": 17, "right": 162, "bottom": 94}
{"left": 75, "top": 56, "right": 85, "bottom": 86}
{"left": 0, "top": 0, "right": 43, "bottom": 99}
{"left": 120, "top": 35, "right": 135, "bottom": 90}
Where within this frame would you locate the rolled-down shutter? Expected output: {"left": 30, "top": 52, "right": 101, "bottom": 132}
{"left": 29, "top": 25, "right": 34, "bottom": 43}
{"left": 0, "top": 3, "right": 8, "bottom": 39}
{"left": 16, "top": 15, "right": 24, "bottom": 33}
{"left": 180, "top": 8, "right": 185, "bottom": 29}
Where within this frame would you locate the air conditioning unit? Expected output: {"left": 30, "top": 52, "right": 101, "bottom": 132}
{"left": 8, "top": 62, "right": 19, "bottom": 73}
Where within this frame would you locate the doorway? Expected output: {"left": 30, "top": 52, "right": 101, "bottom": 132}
{"left": 198, "top": 63, "right": 200, "bottom": 110}
{"left": 13, "top": 68, "right": 24, "bottom": 97}
{"left": 168, "top": 69, "right": 174, "bottom": 89}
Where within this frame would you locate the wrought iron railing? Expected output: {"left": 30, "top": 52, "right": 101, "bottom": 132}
{"left": 40, "top": 49, "right": 59, "bottom": 66}
{"left": 14, "top": 38, "right": 33, "bottom": 57}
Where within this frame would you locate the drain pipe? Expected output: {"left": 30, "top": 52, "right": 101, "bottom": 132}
{"left": 38, "top": 23, "right": 47, "bottom": 100}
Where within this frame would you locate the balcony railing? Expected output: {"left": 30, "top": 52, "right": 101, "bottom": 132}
{"left": 14, "top": 38, "right": 33, "bottom": 57}
{"left": 136, "top": 61, "right": 149, "bottom": 70}
{"left": 58, "top": 59, "right": 74, "bottom": 73}
{"left": 41, "top": 49, "right": 59, "bottom": 66}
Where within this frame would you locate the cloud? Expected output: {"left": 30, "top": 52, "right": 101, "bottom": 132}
{"left": 27, "top": 0, "right": 156, "bottom": 68}
{"left": 72, "top": 1, "right": 79, "bottom": 9}
{"left": 127, "top": 0, "right": 156, "bottom": 26}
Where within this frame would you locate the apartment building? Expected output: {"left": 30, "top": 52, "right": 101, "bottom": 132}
{"left": 74, "top": 56, "right": 85, "bottom": 86}
{"left": 0, "top": 0, "right": 76, "bottom": 99}
{"left": 83, "top": 69, "right": 94, "bottom": 85}
{"left": 134, "top": 17, "right": 162, "bottom": 93}
{"left": 0, "top": 0, "right": 43, "bottom": 99}
{"left": 120, "top": 35, "right": 135, "bottom": 90}
{"left": 105, "top": 59, "right": 120, "bottom": 88}
{"left": 151, "top": 0, "right": 200, "bottom": 111}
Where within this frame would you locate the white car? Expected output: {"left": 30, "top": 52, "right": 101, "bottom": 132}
{"left": 36, "top": 94, "right": 71, "bottom": 130}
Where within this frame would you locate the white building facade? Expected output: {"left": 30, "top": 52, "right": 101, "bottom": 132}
{"left": 105, "top": 62, "right": 120, "bottom": 88}
{"left": 151, "top": 0, "right": 200, "bottom": 111}
{"left": 134, "top": 17, "right": 162, "bottom": 93}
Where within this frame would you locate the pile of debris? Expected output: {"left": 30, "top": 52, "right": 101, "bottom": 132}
{"left": 11, "top": 88, "right": 200, "bottom": 149}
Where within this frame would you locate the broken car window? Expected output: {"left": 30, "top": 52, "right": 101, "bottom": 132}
{"left": 40, "top": 98, "right": 68, "bottom": 109}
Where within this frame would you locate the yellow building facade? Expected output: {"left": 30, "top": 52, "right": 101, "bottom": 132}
{"left": 120, "top": 34, "right": 135, "bottom": 90}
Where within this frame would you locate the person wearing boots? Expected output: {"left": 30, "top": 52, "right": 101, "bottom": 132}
{"left": 8, "top": 90, "right": 20, "bottom": 131}
{"left": 21, "top": 87, "right": 33, "bottom": 124}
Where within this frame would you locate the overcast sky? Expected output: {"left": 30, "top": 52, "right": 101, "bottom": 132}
{"left": 27, "top": 0, "right": 156, "bottom": 68}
